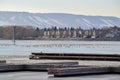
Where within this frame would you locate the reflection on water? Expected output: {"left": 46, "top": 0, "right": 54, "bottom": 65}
{"left": 0, "top": 72, "right": 120, "bottom": 80}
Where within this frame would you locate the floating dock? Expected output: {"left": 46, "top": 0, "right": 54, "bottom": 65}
{"left": 0, "top": 61, "right": 120, "bottom": 77}
{"left": 52, "top": 67, "right": 110, "bottom": 77}
{"left": 0, "top": 60, "right": 6, "bottom": 64}
{"left": 0, "top": 62, "right": 79, "bottom": 72}
{"left": 48, "top": 66, "right": 120, "bottom": 77}
{"left": 0, "top": 64, "right": 24, "bottom": 72}
{"left": 30, "top": 53, "right": 120, "bottom": 61}
{"left": 112, "top": 66, "right": 120, "bottom": 73}
{"left": 47, "top": 65, "right": 89, "bottom": 75}
{"left": 26, "top": 62, "right": 79, "bottom": 71}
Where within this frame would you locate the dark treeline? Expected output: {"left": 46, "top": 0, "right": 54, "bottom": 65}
{"left": 0, "top": 26, "right": 34, "bottom": 40}
{"left": 0, "top": 25, "right": 120, "bottom": 40}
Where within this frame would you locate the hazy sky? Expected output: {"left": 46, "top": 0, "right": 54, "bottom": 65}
{"left": 0, "top": 0, "right": 120, "bottom": 17}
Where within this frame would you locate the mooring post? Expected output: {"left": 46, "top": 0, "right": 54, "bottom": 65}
{"left": 13, "top": 25, "right": 16, "bottom": 45}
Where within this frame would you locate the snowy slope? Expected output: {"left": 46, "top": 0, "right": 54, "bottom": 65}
{"left": 0, "top": 11, "right": 120, "bottom": 29}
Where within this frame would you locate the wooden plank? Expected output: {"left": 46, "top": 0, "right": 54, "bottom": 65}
{"left": 30, "top": 53, "right": 120, "bottom": 61}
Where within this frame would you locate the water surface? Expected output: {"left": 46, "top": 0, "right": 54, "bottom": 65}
{"left": 0, "top": 72, "right": 120, "bottom": 80}
{"left": 0, "top": 40, "right": 120, "bottom": 55}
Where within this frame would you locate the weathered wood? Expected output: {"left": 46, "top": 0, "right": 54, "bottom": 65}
{"left": 0, "top": 60, "right": 6, "bottom": 64}
{"left": 30, "top": 53, "right": 120, "bottom": 61}
{"left": 48, "top": 66, "right": 89, "bottom": 75}
{"left": 0, "top": 62, "right": 79, "bottom": 72}
{"left": 0, "top": 64, "right": 24, "bottom": 72}
{"left": 26, "top": 62, "right": 78, "bottom": 71}
{"left": 0, "top": 63, "right": 120, "bottom": 77}
{"left": 49, "top": 66, "right": 119, "bottom": 77}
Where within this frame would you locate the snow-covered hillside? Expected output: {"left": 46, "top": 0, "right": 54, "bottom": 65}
{"left": 0, "top": 11, "right": 120, "bottom": 29}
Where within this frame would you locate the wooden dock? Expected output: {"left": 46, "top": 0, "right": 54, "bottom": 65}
{"left": 0, "top": 62, "right": 79, "bottom": 72}
{"left": 26, "top": 62, "right": 79, "bottom": 71}
{"left": 47, "top": 66, "right": 89, "bottom": 75}
{"left": 0, "top": 60, "right": 6, "bottom": 64}
{"left": 0, "top": 61, "right": 120, "bottom": 77}
{"left": 0, "top": 64, "right": 24, "bottom": 72}
{"left": 48, "top": 66, "right": 120, "bottom": 77}
{"left": 30, "top": 53, "right": 120, "bottom": 61}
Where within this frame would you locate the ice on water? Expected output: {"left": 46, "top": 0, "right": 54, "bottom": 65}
{"left": 0, "top": 40, "right": 120, "bottom": 55}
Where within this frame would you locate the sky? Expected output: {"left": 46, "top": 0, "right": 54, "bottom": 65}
{"left": 0, "top": 0, "right": 120, "bottom": 17}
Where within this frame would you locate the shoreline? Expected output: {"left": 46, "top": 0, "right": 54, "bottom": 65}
{"left": 1, "top": 38, "right": 120, "bottom": 41}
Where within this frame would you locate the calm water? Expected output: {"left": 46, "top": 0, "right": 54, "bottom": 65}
{"left": 0, "top": 40, "right": 120, "bottom": 55}
{"left": 0, "top": 72, "right": 120, "bottom": 80}
{"left": 0, "top": 40, "right": 120, "bottom": 79}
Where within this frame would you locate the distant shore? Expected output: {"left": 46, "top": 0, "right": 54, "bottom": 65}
{"left": 34, "top": 38, "right": 120, "bottom": 41}
{"left": 1, "top": 38, "right": 120, "bottom": 41}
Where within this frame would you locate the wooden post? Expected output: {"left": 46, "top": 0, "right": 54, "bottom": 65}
{"left": 13, "top": 26, "right": 16, "bottom": 45}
